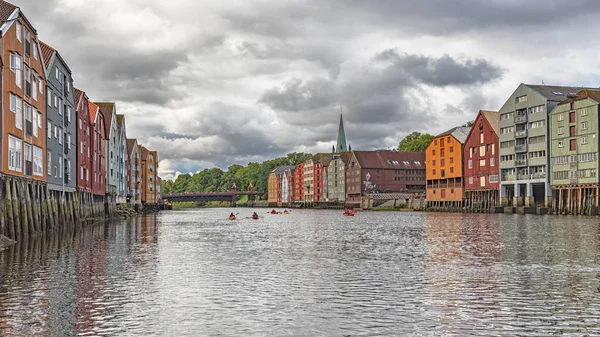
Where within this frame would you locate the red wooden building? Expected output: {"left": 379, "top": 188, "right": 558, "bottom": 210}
{"left": 463, "top": 110, "right": 500, "bottom": 208}
{"left": 293, "top": 163, "right": 304, "bottom": 202}
{"left": 75, "top": 88, "right": 92, "bottom": 194}
{"left": 88, "top": 101, "right": 106, "bottom": 197}
{"left": 345, "top": 150, "right": 426, "bottom": 205}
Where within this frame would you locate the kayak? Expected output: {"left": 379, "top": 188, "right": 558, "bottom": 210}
{"left": 343, "top": 212, "right": 356, "bottom": 217}
{"left": 283, "top": 211, "right": 290, "bottom": 214}
{"left": 229, "top": 216, "right": 236, "bottom": 220}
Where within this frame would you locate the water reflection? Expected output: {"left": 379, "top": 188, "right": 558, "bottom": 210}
{"left": 0, "top": 210, "right": 600, "bottom": 336}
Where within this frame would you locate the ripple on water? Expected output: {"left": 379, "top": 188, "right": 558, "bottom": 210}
{"left": 0, "top": 211, "right": 600, "bottom": 336}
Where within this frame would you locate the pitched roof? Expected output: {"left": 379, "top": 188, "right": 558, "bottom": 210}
{"left": 271, "top": 165, "right": 296, "bottom": 174}
{"left": 126, "top": 139, "right": 138, "bottom": 157}
{"left": 39, "top": 41, "right": 55, "bottom": 69}
{"left": 88, "top": 101, "right": 99, "bottom": 123}
{"left": 95, "top": 102, "right": 115, "bottom": 132}
{"left": 353, "top": 150, "right": 425, "bottom": 169}
{"left": 0, "top": 0, "right": 18, "bottom": 24}
{"left": 319, "top": 156, "right": 333, "bottom": 167}
{"left": 140, "top": 146, "right": 149, "bottom": 160}
{"left": 74, "top": 88, "right": 84, "bottom": 106}
{"left": 116, "top": 114, "right": 125, "bottom": 137}
{"left": 526, "top": 84, "right": 595, "bottom": 102}
{"left": 336, "top": 114, "right": 347, "bottom": 153}
{"left": 436, "top": 126, "right": 470, "bottom": 144}
{"left": 481, "top": 110, "right": 499, "bottom": 136}
{"left": 558, "top": 89, "right": 600, "bottom": 105}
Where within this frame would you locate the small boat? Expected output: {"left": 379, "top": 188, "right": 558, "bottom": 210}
{"left": 343, "top": 212, "right": 355, "bottom": 217}
{"left": 283, "top": 211, "right": 290, "bottom": 214}
{"left": 229, "top": 216, "right": 237, "bottom": 220}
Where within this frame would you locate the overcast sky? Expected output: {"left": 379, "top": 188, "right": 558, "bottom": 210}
{"left": 20, "top": 0, "right": 600, "bottom": 180}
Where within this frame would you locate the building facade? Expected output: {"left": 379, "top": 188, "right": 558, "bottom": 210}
{"left": 96, "top": 102, "right": 118, "bottom": 198}
{"left": 426, "top": 127, "right": 470, "bottom": 204}
{"left": 267, "top": 171, "right": 279, "bottom": 203}
{"left": 463, "top": 111, "right": 500, "bottom": 207}
{"left": 116, "top": 115, "right": 128, "bottom": 203}
{"left": 498, "top": 84, "right": 589, "bottom": 207}
{"left": 1, "top": 4, "right": 47, "bottom": 181}
{"left": 40, "top": 41, "right": 76, "bottom": 195}
{"left": 326, "top": 153, "right": 349, "bottom": 203}
{"left": 303, "top": 158, "right": 314, "bottom": 202}
{"left": 88, "top": 101, "right": 106, "bottom": 197}
{"left": 549, "top": 89, "right": 600, "bottom": 213}
{"left": 74, "top": 88, "right": 92, "bottom": 194}
{"left": 282, "top": 168, "right": 294, "bottom": 205}
{"left": 127, "top": 138, "right": 141, "bottom": 205}
{"left": 346, "top": 150, "right": 427, "bottom": 205}
{"left": 293, "top": 163, "right": 304, "bottom": 202}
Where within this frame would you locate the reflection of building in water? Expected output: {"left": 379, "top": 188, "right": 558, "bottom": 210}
{"left": 423, "top": 213, "right": 501, "bottom": 327}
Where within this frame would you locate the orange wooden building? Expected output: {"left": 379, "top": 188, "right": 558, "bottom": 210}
{"left": 1, "top": 2, "right": 47, "bottom": 180}
{"left": 426, "top": 127, "right": 471, "bottom": 205}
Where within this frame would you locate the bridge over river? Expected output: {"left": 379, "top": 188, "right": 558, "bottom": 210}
{"left": 163, "top": 191, "right": 263, "bottom": 205}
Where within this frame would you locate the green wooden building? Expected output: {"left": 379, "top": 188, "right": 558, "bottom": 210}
{"left": 549, "top": 89, "right": 600, "bottom": 215}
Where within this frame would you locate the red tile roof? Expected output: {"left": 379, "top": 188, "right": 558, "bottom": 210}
{"left": 0, "top": 0, "right": 18, "bottom": 23}
{"left": 353, "top": 150, "right": 425, "bottom": 169}
{"left": 39, "top": 40, "right": 55, "bottom": 68}
{"left": 88, "top": 101, "right": 100, "bottom": 124}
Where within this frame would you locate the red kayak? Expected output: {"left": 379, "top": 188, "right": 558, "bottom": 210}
{"left": 343, "top": 211, "right": 356, "bottom": 217}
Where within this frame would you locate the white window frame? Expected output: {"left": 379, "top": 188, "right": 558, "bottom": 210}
{"left": 67, "top": 134, "right": 71, "bottom": 149}
{"left": 10, "top": 53, "right": 23, "bottom": 88}
{"left": 32, "top": 72, "right": 38, "bottom": 100}
{"left": 581, "top": 121, "right": 588, "bottom": 130}
{"left": 558, "top": 113, "right": 564, "bottom": 121}
{"left": 15, "top": 96, "right": 23, "bottom": 130}
{"left": 16, "top": 21, "right": 22, "bottom": 42}
{"left": 47, "top": 151, "right": 52, "bottom": 175}
{"left": 33, "top": 41, "right": 38, "bottom": 59}
{"left": 558, "top": 141, "right": 564, "bottom": 148}
{"left": 581, "top": 136, "right": 588, "bottom": 145}
{"left": 47, "top": 88, "right": 52, "bottom": 106}
{"left": 33, "top": 146, "right": 43, "bottom": 176}
{"left": 32, "top": 107, "right": 38, "bottom": 137}
{"left": 8, "top": 135, "right": 23, "bottom": 172}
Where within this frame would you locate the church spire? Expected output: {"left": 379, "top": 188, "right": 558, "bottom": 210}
{"left": 336, "top": 108, "right": 347, "bottom": 153}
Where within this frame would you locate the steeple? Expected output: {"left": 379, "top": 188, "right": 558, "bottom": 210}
{"left": 335, "top": 111, "right": 347, "bottom": 153}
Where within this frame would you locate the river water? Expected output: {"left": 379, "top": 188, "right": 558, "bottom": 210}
{"left": 1, "top": 209, "right": 599, "bottom": 336}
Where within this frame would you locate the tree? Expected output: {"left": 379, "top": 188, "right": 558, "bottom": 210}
{"left": 462, "top": 120, "right": 474, "bottom": 127}
{"left": 398, "top": 132, "right": 434, "bottom": 152}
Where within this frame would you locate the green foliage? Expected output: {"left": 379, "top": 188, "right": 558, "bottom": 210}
{"left": 164, "top": 152, "right": 313, "bottom": 197}
{"left": 398, "top": 132, "right": 434, "bottom": 152}
{"left": 462, "top": 120, "right": 475, "bottom": 127}
{"left": 171, "top": 202, "right": 197, "bottom": 210}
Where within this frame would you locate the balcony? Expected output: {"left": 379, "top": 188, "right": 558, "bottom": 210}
{"left": 514, "top": 115, "right": 527, "bottom": 124}
{"left": 515, "top": 130, "right": 527, "bottom": 138}
{"left": 514, "top": 144, "right": 528, "bottom": 153}
{"left": 515, "top": 159, "right": 527, "bottom": 167}
{"left": 517, "top": 174, "right": 530, "bottom": 180}
{"left": 501, "top": 175, "right": 516, "bottom": 182}
{"left": 531, "top": 172, "right": 546, "bottom": 179}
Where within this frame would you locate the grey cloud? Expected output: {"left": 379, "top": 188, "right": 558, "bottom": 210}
{"left": 259, "top": 78, "right": 338, "bottom": 112}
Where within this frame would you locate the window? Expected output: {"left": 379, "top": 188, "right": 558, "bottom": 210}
{"left": 553, "top": 91, "right": 563, "bottom": 96}
{"left": 58, "top": 99, "right": 63, "bottom": 115}
{"left": 16, "top": 21, "right": 21, "bottom": 41}
{"left": 10, "top": 53, "right": 22, "bottom": 88}
{"left": 581, "top": 136, "right": 588, "bottom": 145}
{"left": 32, "top": 72, "right": 38, "bottom": 100}
{"left": 8, "top": 135, "right": 22, "bottom": 172}
{"left": 33, "top": 41, "right": 37, "bottom": 59}
{"left": 67, "top": 107, "right": 71, "bottom": 122}
{"left": 558, "top": 141, "right": 564, "bottom": 148}
{"left": 480, "top": 176, "right": 486, "bottom": 187}
{"left": 24, "top": 65, "right": 30, "bottom": 96}
{"left": 480, "top": 159, "right": 486, "bottom": 167}
{"left": 469, "top": 176, "right": 474, "bottom": 184}
{"left": 468, "top": 160, "right": 472, "bottom": 168}
{"left": 450, "top": 157, "right": 454, "bottom": 164}
{"left": 581, "top": 121, "right": 588, "bottom": 130}
{"left": 480, "top": 145, "right": 486, "bottom": 156}
{"left": 67, "top": 134, "right": 71, "bottom": 149}
{"left": 558, "top": 126, "right": 564, "bottom": 135}
{"left": 24, "top": 29, "right": 30, "bottom": 56}
{"left": 450, "top": 167, "right": 454, "bottom": 174}
{"left": 490, "top": 158, "right": 495, "bottom": 166}
{"left": 58, "top": 128, "right": 63, "bottom": 144}
{"left": 558, "top": 113, "right": 564, "bottom": 121}
{"left": 66, "top": 159, "right": 71, "bottom": 177}
{"left": 54, "top": 95, "right": 58, "bottom": 107}
{"left": 47, "top": 151, "right": 52, "bottom": 175}
{"left": 516, "top": 95, "right": 527, "bottom": 103}
{"left": 450, "top": 146, "right": 453, "bottom": 153}
{"left": 39, "top": 78, "right": 43, "bottom": 94}
{"left": 433, "top": 169, "right": 436, "bottom": 175}
{"left": 479, "top": 133, "right": 484, "bottom": 144}
{"left": 580, "top": 108, "right": 588, "bottom": 116}
{"left": 79, "top": 118, "right": 82, "bottom": 129}
{"left": 492, "top": 143, "right": 495, "bottom": 156}
{"left": 47, "top": 88, "right": 52, "bottom": 106}
{"left": 58, "top": 156, "right": 63, "bottom": 178}
{"left": 529, "top": 120, "right": 545, "bottom": 129}
{"left": 529, "top": 105, "right": 544, "bottom": 114}
{"left": 55, "top": 67, "right": 59, "bottom": 80}
{"left": 441, "top": 159, "right": 445, "bottom": 167}
{"left": 33, "top": 146, "right": 42, "bottom": 176}
{"left": 32, "top": 108, "right": 38, "bottom": 137}
{"left": 81, "top": 166, "right": 84, "bottom": 180}
{"left": 432, "top": 160, "right": 436, "bottom": 167}
{"left": 570, "top": 139, "right": 577, "bottom": 151}
{"left": 15, "top": 96, "right": 23, "bottom": 130}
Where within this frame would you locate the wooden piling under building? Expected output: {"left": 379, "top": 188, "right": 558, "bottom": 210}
{"left": 0, "top": 175, "right": 124, "bottom": 242}
{"left": 553, "top": 185, "right": 598, "bottom": 216}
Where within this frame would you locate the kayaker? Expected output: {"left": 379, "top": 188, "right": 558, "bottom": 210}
{"left": 252, "top": 212, "right": 259, "bottom": 219}
{"left": 229, "top": 212, "right": 235, "bottom": 219}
